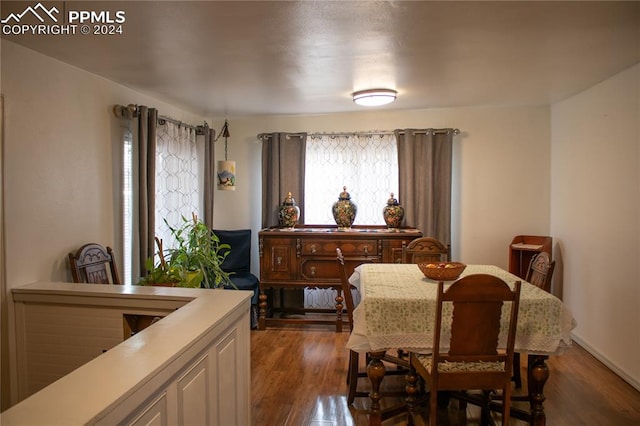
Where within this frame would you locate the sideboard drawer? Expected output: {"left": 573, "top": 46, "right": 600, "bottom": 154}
{"left": 301, "top": 239, "right": 378, "bottom": 257}
{"left": 300, "top": 258, "right": 337, "bottom": 281}
{"left": 301, "top": 257, "right": 378, "bottom": 282}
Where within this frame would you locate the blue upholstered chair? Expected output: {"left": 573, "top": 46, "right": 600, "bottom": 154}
{"left": 213, "top": 229, "right": 260, "bottom": 328}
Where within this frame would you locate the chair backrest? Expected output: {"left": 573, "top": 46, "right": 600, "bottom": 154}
{"left": 69, "top": 243, "right": 121, "bottom": 284}
{"left": 433, "top": 274, "right": 521, "bottom": 371}
{"left": 213, "top": 229, "right": 252, "bottom": 273}
{"left": 525, "top": 251, "right": 555, "bottom": 292}
{"left": 336, "top": 248, "right": 355, "bottom": 330}
{"left": 402, "top": 237, "right": 450, "bottom": 264}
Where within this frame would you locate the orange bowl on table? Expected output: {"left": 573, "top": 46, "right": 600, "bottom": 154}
{"left": 417, "top": 262, "right": 466, "bottom": 281}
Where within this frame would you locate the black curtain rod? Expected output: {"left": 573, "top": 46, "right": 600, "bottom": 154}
{"left": 257, "top": 128, "right": 459, "bottom": 140}
{"left": 112, "top": 103, "right": 209, "bottom": 135}
{"left": 157, "top": 115, "right": 208, "bottom": 134}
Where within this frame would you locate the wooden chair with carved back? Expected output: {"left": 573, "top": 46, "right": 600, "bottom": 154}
{"left": 525, "top": 251, "right": 555, "bottom": 293}
{"left": 69, "top": 243, "right": 121, "bottom": 284}
{"left": 512, "top": 251, "right": 555, "bottom": 388}
{"left": 402, "top": 237, "right": 451, "bottom": 264}
{"left": 408, "top": 274, "right": 521, "bottom": 426}
{"left": 336, "top": 248, "right": 408, "bottom": 406}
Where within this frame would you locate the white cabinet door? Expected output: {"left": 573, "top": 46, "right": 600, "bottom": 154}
{"left": 177, "top": 354, "right": 210, "bottom": 425}
{"left": 129, "top": 393, "right": 168, "bottom": 426}
{"left": 211, "top": 325, "right": 250, "bottom": 426}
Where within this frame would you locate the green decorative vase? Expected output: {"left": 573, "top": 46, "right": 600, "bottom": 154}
{"left": 383, "top": 193, "right": 404, "bottom": 229}
{"left": 278, "top": 192, "right": 300, "bottom": 229}
{"left": 332, "top": 186, "right": 357, "bottom": 230}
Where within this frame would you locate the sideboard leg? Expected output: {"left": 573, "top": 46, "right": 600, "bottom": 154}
{"left": 528, "top": 354, "right": 549, "bottom": 426}
{"left": 258, "top": 292, "right": 267, "bottom": 330}
{"left": 367, "top": 350, "right": 386, "bottom": 426}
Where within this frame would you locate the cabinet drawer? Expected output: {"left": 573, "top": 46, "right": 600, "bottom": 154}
{"left": 300, "top": 259, "right": 337, "bottom": 281}
{"left": 301, "top": 239, "right": 378, "bottom": 257}
{"left": 300, "top": 257, "right": 378, "bottom": 281}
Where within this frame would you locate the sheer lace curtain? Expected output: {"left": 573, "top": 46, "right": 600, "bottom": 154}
{"left": 155, "top": 121, "right": 202, "bottom": 249}
{"left": 303, "top": 133, "right": 397, "bottom": 309}
{"left": 304, "top": 133, "right": 398, "bottom": 225}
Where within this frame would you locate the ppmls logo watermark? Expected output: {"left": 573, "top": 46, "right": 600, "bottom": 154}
{"left": 1, "top": 2, "right": 126, "bottom": 36}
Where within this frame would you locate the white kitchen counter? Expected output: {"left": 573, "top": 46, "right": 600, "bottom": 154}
{"left": 3, "top": 282, "right": 252, "bottom": 425}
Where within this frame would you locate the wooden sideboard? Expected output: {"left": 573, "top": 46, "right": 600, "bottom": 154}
{"left": 258, "top": 225, "right": 422, "bottom": 331}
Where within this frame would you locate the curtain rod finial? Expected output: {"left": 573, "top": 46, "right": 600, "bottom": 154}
{"left": 113, "top": 104, "right": 138, "bottom": 119}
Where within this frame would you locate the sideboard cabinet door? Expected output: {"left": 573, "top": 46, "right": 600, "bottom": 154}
{"left": 259, "top": 236, "right": 299, "bottom": 280}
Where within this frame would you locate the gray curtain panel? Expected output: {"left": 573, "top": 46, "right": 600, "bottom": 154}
{"left": 261, "top": 133, "right": 307, "bottom": 228}
{"left": 203, "top": 127, "right": 215, "bottom": 228}
{"left": 136, "top": 106, "right": 157, "bottom": 275}
{"left": 395, "top": 129, "right": 453, "bottom": 245}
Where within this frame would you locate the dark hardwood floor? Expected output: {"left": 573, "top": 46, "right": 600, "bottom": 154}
{"left": 250, "top": 323, "right": 640, "bottom": 426}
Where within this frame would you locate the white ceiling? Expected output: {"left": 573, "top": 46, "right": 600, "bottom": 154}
{"left": 2, "top": 1, "right": 639, "bottom": 117}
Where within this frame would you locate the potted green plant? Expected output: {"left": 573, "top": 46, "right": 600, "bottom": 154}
{"left": 137, "top": 237, "right": 197, "bottom": 287}
{"left": 165, "top": 213, "right": 233, "bottom": 288}
{"left": 138, "top": 237, "right": 181, "bottom": 287}
{"left": 138, "top": 214, "right": 233, "bottom": 288}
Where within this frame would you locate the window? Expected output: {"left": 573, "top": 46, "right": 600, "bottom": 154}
{"left": 122, "top": 121, "right": 204, "bottom": 286}
{"left": 123, "top": 130, "right": 133, "bottom": 286}
{"left": 304, "top": 133, "right": 398, "bottom": 225}
{"left": 303, "top": 132, "right": 398, "bottom": 309}
{"left": 154, "top": 122, "right": 203, "bottom": 249}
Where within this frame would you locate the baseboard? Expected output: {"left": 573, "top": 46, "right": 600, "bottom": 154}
{"left": 571, "top": 332, "right": 640, "bottom": 392}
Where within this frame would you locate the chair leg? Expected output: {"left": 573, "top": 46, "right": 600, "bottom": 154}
{"left": 480, "top": 390, "right": 496, "bottom": 426}
{"left": 502, "top": 385, "right": 512, "bottom": 426}
{"left": 513, "top": 352, "right": 522, "bottom": 388}
{"left": 347, "top": 350, "right": 359, "bottom": 405}
{"left": 429, "top": 389, "right": 438, "bottom": 426}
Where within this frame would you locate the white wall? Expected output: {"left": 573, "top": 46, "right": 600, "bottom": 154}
{"left": 551, "top": 63, "right": 640, "bottom": 389}
{"left": 215, "top": 108, "right": 551, "bottom": 274}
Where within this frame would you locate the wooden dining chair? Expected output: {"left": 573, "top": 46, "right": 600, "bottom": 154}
{"left": 512, "top": 251, "right": 555, "bottom": 387}
{"left": 402, "top": 237, "right": 451, "bottom": 264}
{"left": 69, "top": 243, "right": 121, "bottom": 284}
{"left": 525, "top": 251, "right": 555, "bottom": 293}
{"left": 336, "top": 248, "right": 408, "bottom": 405}
{"left": 408, "top": 274, "right": 521, "bottom": 426}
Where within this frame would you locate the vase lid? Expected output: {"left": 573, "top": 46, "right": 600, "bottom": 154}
{"left": 386, "top": 193, "right": 400, "bottom": 206}
{"left": 338, "top": 186, "right": 352, "bottom": 200}
{"left": 282, "top": 192, "right": 297, "bottom": 206}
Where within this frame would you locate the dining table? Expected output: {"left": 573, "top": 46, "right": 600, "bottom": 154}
{"left": 346, "top": 263, "right": 577, "bottom": 426}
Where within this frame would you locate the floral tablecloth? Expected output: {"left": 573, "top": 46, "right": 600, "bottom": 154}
{"left": 346, "top": 264, "right": 576, "bottom": 355}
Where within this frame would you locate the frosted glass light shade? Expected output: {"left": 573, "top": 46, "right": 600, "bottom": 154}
{"left": 217, "top": 160, "right": 236, "bottom": 191}
{"left": 353, "top": 89, "right": 397, "bottom": 106}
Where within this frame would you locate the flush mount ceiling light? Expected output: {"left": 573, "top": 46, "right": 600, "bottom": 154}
{"left": 352, "top": 89, "right": 397, "bottom": 107}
